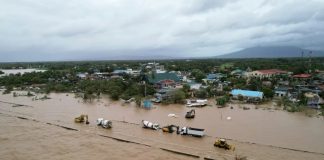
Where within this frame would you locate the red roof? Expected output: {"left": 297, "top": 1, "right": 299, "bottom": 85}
{"left": 256, "top": 69, "right": 287, "bottom": 74}
{"left": 159, "top": 79, "right": 175, "bottom": 84}
{"left": 292, "top": 74, "right": 311, "bottom": 78}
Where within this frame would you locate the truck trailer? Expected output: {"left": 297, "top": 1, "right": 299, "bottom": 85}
{"left": 178, "top": 127, "right": 205, "bottom": 137}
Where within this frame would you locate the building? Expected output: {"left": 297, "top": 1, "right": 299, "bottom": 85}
{"left": 248, "top": 69, "right": 287, "bottom": 78}
{"left": 231, "top": 89, "right": 264, "bottom": 99}
{"left": 76, "top": 73, "right": 88, "bottom": 79}
{"left": 230, "top": 69, "right": 246, "bottom": 77}
{"left": 148, "top": 73, "right": 181, "bottom": 89}
{"left": 304, "top": 92, "right": 324, "bottom": 109}
{"left": 292, "top": 74, "right": 312, "bottom": 79}
{"left": 112, "top": 69, "right": 140, "bottom": 76}
{"left": 188, "top": 82, "right": 202, "bottom": 90}
{"left": 274, "top": 87, "right": 290, "bottom": 97}
{"left": 112, "top": 69, "right": 128, "bottom": 75}
{"left": 203, "top": 73, "right": 225, "bottom": 83}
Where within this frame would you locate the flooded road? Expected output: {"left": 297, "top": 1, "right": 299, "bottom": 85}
{"left": 1, "top": 91, "right": 324, "bottom": 159}
{"left": 0, "top": 113, "right": 194, "bottom": 160}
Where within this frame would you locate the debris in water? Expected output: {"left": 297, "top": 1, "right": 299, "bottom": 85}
{"left": 12, "top": 104, "right": 24, "bottom": 107}
{"left": 168, "top": 113, "right": 178, "bottom": 118}
{"left": 243, "top": 106, "right": 250, "bottom": 110}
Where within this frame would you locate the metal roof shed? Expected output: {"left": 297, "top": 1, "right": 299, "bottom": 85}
{"left": 231, "top": 89, "right": 264, "bottom": 99}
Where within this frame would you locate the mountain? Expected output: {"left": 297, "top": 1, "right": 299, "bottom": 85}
{"left": 217, "top": 46, "right": 324, "bottom": 58}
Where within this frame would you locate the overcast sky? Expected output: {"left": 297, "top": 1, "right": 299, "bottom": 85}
{"left": 1, "top": 0, "right": 324, "bottom": 62}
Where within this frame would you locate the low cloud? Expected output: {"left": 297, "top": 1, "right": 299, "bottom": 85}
{"left": 0, "top": 0, "right": 324, "bottom": 61}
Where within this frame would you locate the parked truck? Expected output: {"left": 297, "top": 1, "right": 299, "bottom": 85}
{"left": 177, "top": 127, "right": 204, "bottom": 137}
{"left": 96, "top": 118, "right": 112, "bottom": 129}
{"left": 142, "top": 120, "right": 160, "bottom": 130}
{"left": 186, "top": 99, "right": 207, "bottom": 107}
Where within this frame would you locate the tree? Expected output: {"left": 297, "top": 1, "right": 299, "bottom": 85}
{"left": 320, "top": 105, "right": 324, "bottom": 116}
{"left": 238, "top": 94, "right": 244, "bottom": 101}
{"left": 109, "top": 85, "right": 123, "bottom": 100}
{"left": 261, "top": 87, "right": 274, "bottom": 98}
{"left": 135, "top": 96, "right": 142, "bottom": 107}
{"left": 195, "top": 89, "right": 208, "bottom": 99}
{"left": 191, "top": 69, "right": 205, "bottom": 83}
{"left": 223, "top": 86, "right": 231, "bottom": 92}
{"left": 182, "top": 84, "right": 191, "bottom": 98}
{"left": 182, "top": 84, "right": 190, "bottom": 92}
{"left": 298, "top": 93, "right": 307, "bottom": 106}
{"left": 216, "top": 94, "right": 230, "bottom": 106}
{"left": 247, "top": 78, "right": 261, "bottom": 91}
{"left": 319, "top": 91, "right": 324, "bottom": 99}
{"left": 173, "top": 90, "right": 186, "bottom": 104}
{"left": 3, "top": 86, "right": 13, "bottom": 94}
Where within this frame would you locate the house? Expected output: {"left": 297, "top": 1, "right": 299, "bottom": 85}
{"left": 154, "top": 88, "right": 179, "bottom": 102}
{"left": 203, "top": 73, "right": 225, "bottom": 83}
{"left": 156, "top": 69, "right": 166, "bottom": 73}
{"left": 188, "top": 82, "right": 202, "bottom": 90}
{"left": 113, "top": 69, "right": 140, "bottom": 76}
{"left": 295, "top": 85, "right": 322, "bottom": 94}
{"left": 230, "top": 69, "right": 246, "bottom": 77}
{"left": 76, "top": 73, "right": 88, "bottom": 80}
{"left": 231, "top": 89, "right": 264, "bottom": 100}
{"left": 148, "top": 73, "right": 181, "bottom": 89}
{"left": 278, "top": 80, "right": 290, "bottom": 86}
{"left": 262, "top": 81, "right": 272, "bottom": 87}
{"left": 274, "top": 86, "right": 291, "bottom": 97}
{"left": 153, "top": 89, "right": 169, "bottom": 102}
{"left": 304, "top": 92, "right": 324, "bottom": 109}
{"left": 112, "top": 69, "right": 128, "bottom": 75}
{"left": 292, "top": 74, "right": 312, "bottom": 79}
{"left": 248, "top": 69, "right": 287, "bottom": 78}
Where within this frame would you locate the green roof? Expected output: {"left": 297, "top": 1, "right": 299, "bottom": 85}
{"left": 148, "top": 73, "right": 180, "bottom": 84}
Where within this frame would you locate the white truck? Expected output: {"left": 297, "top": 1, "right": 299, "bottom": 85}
{"left": 178, "top": 127, "right": 205, "bottom": 137}
{"left": 96, "top": 118, "right": 112, "bottom": 129}
{"left": 142, "top": 120, "right": 160, "bottom": 130}
{"left": 186, "top": 99, "right": 208, "bottom": 107}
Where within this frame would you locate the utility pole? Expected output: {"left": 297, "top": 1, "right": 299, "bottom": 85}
{"left": 301, "top": 50, "right": 305, "bottom": 68}
{"left": 145, "top": 82, "right": 147, "bottom": 98}
{"left": 308, "top": 51, "right": 312, "bottom": 73}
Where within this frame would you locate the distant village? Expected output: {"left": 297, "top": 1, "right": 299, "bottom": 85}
{"left": 1, "top": 60, "right": 324, "bottom": 112}
{"left": 69, "top": 61, "right": 323, "bottom": 109}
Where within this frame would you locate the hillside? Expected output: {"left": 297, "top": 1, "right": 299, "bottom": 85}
{"left": 217, "top": 46, "right": 324, "bottom": 58}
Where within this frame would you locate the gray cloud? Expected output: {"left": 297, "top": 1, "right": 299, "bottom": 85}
{"left": 0, "top": 0, "right": 324, "bottom": 62}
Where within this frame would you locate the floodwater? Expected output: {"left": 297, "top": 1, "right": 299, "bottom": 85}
{"left": 1, "top": 91, "right": 324, "bottom": 159}
{"left": 0, "top": 69, "right": 46, "bottom": 77}
{"left": 0, "top": 114, "right": 193, "bottom": 160}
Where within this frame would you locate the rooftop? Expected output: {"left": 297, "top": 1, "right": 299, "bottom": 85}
{"left": 292, "top": 74, "right": 312, "bottom": 78}
{"left": 148, "top": 73, "right": 180, "bottom": 84}
{"left": 256, "top": 69, "right": 287, "bottom": 74}
{"left": 231, "top": 89, "right": 263, "bottom": 98}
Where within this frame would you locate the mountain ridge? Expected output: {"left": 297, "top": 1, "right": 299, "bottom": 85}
{"left": 216, "top": 46, "right": 324, "bottom": 58}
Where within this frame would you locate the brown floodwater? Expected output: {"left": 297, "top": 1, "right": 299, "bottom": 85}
{"left": 1, "top": 91, "right": 324, "bottom": 159}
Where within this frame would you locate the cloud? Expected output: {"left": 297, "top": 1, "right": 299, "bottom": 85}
{"left": 0, "top": 0, "right": 324, "bottom": 61}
